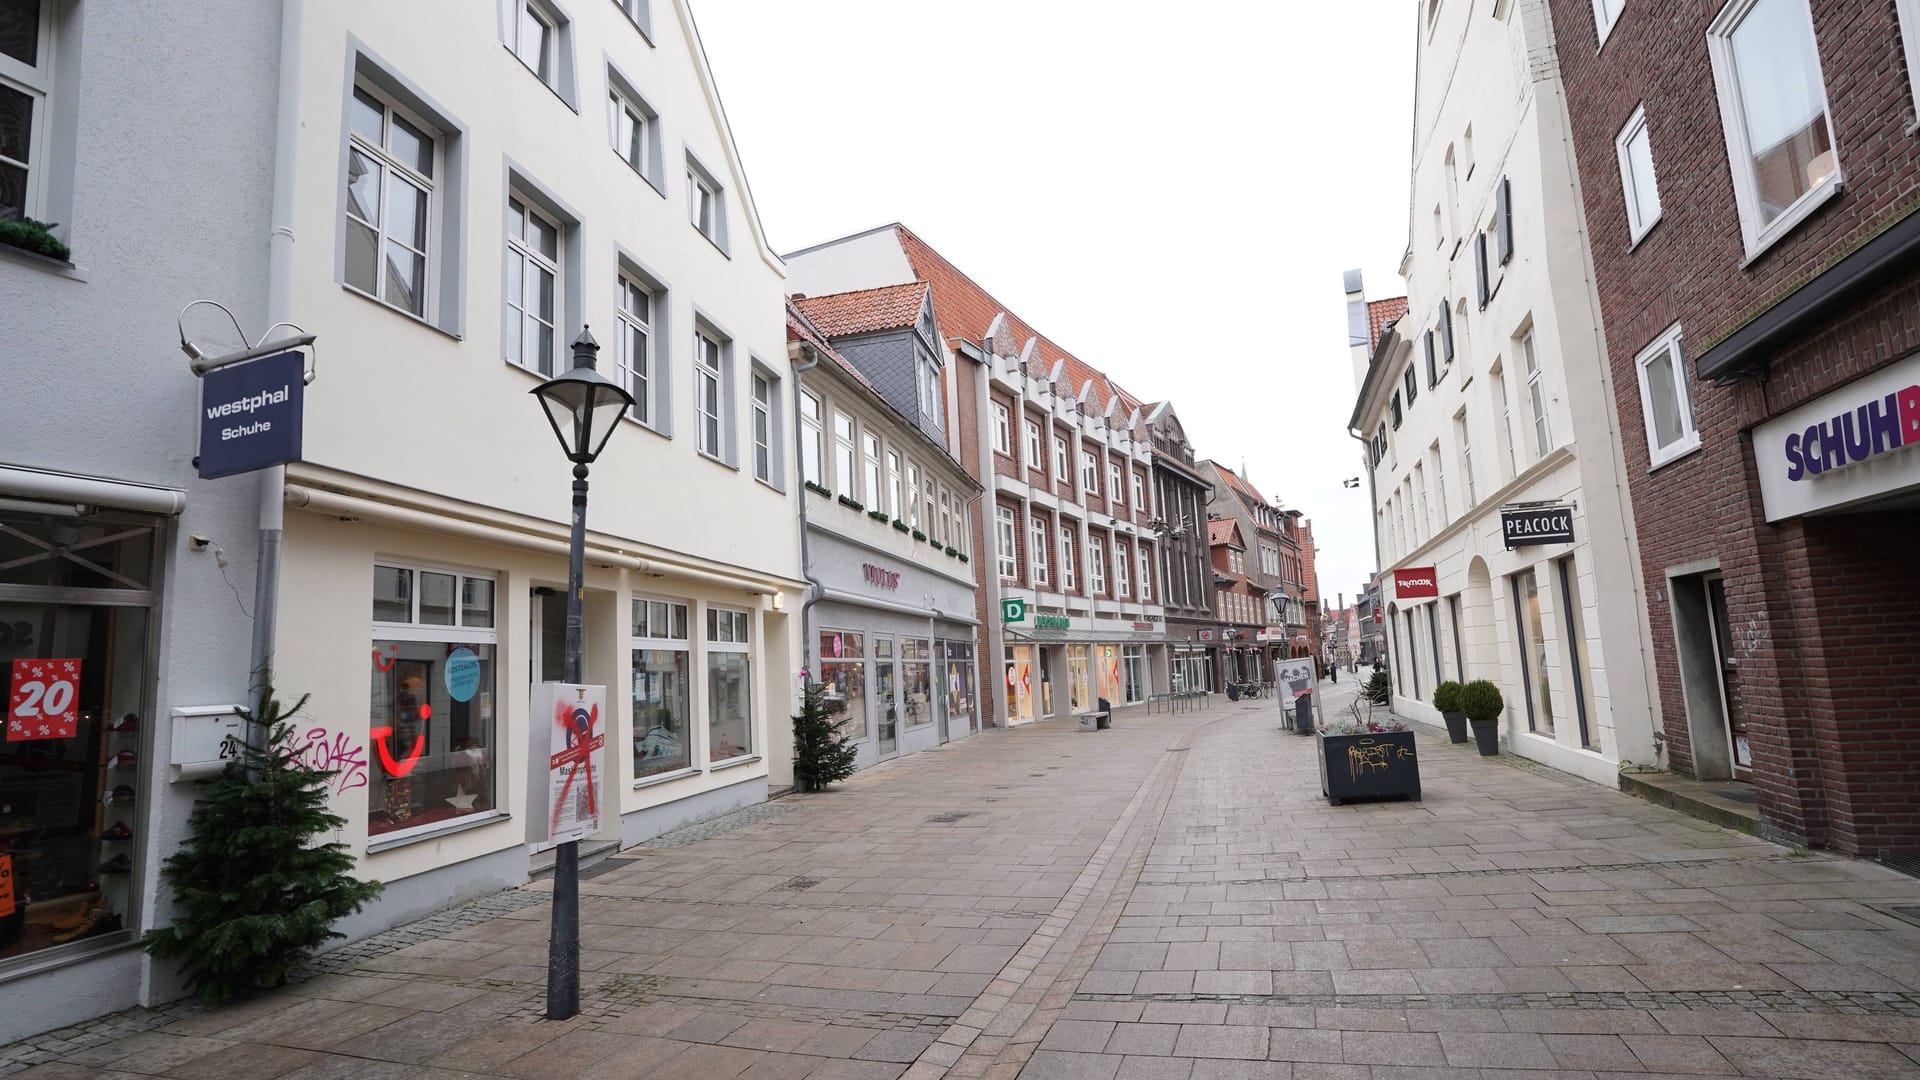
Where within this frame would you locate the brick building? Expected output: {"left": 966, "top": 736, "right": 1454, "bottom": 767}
{"left": 1552, "top": 0, "right": 1920, "bottom": 852}
{"left": 1207, "top": 518, "right": 1266, "bottom": 683}
{"left": 1146, "top": 404, "right": 1220, "bottom": 692}
{"left": 785, "top": 225, "right": 1172, "bottom": 725}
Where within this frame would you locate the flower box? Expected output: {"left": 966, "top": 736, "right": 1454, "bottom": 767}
{"left": 1317, "top": 728, "right": 1421, "bottom": 805}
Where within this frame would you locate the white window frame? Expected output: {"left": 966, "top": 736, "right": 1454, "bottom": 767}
{"left": 505, "top": 194, "right": 562, "bottom": 376}
{"left": 887, "top": 450, "right": 903, "bottom": 520}
{"left": 1706, "top": 0, "right": 1841, "bottom": 259}
{"left": 1088, "top": 535, "right": 1106, "bottom": 593}
{"left": 1108, "top": 462, "right": 1124, "bottom": 504}
{"left": 1029, "top": 515, "right": 1049, "bottom": 584}
{"left": 938, "top": 491, "right": 952, "bottom": 547}
{"left": 992, "top": 402, "right": 1011, "bottom": 455}
{"left": 1634, "top": 323, "right": 1702, "bottom": 468}
{"left": 1080, "top": 450, "right": 1099, "bottom": 492}
{"left": 750, "top": 371, "right": 773, "bottom": 484}
{"left": 0, "top": 0, "right": 54, "bottom": 225}
{"left": 832, "top": 411, "right": 856, "bottom": 497}
{"left": 704, "top": 605, "right": 753, "bottom": 763}
{"left": 917, "top": 357, "right": 942, "bottom": 420}
{"left": 1059, "top": 525, "right": 1076, "bottom": 591}
{"left": 1115, "top": 540, "right": 1131, "bottom": 596}
{"left": 1615, "top": 104, "right": 1663, "bottom": 245}
{"left": 1592, "top": 0, "right": 1625, "bottom": 46}
{"left": 508, "top": 0, "right": 558, "bottom": 84}
{"left": 861, "top": 430, "right": 882, "bottom": 513}
{"left": 607, "top": 83, "right": 649, "bottom": 177}
{"left": 1521, "top": 332, "right": 1552, "bottom": 458}
{"left": 1023, "top": 419, "right": 1042, "bottom": 467}
{"left": 799, "top": 389, "right": 823, "bottom": 487}
{"left": 685, "top": 154, "right": 728, "bottom": 251}
{"left": 1137, "top": 547, "right": 1150, "bottom": 600}
{"left": 907, "top": 464, "right": 921, "bottom": 529}
{"left": 345, "top": 83, "right": 440, "bottom": 319}
{"left": 1131, "top": 471, "right": 1145, "bottom": 512}
{"left": 694, "top": 329, "right": 725, "bottom": 460}
{"left": 996, "top": 505, "right": 1017, "bottom": 579}
{"left": 1901, "top": 0, "right": 1920, "bottom": 114}
{"left": 1051, "top": 435, "right": 1069, "bottom": 482}
{"left": 1457, "top": 408, "right": 1477, "bottom": 507}
{"left": 615, "top": 272, "right": 653, "bottom": 425}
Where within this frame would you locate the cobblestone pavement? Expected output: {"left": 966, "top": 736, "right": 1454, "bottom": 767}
{"left": 11, "top": 680, "right": 1920, "bottom": 1079}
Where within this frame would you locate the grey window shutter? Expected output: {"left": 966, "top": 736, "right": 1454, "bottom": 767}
{"left": 1475, "top": 232, "right": 1490, "bottom": 308}
{"left": 1424, "top": 332, "right": 1436, "bottom": 387}
{"left": 1497, "top": 177, "right": 1514, "bottom": 265}
{"left": 1441, "top": 305, "right": 1455, "bottom": 363}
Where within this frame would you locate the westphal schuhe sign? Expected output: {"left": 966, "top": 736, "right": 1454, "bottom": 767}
{"left": 1501, "top": 504, "right": 1575, "bottom": 549}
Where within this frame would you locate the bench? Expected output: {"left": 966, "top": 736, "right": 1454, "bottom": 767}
{"left": 1077, "top": 697, "right": 1115, "bottom": 731}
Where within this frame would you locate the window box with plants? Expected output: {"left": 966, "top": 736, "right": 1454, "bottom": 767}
{"left": 891, "top": 519, "right": 910, "bottom": 533}
{"left": 911, "top": 529, "right": 926, "bottom": 542}
{"left": 837, "top": 494, "right": 865, "bottom": 512}
{"left": 1432, "top": 680, "right": 1467, "bottom": 744}
{"left": 1461, "top": 679, "right": 1503, "bottom": 756}
{"left": 0, "top": 217, "right": 71, "bottom": 265}
{"left": 868, "top": 509, "right": 890, "bottom": 523}
{"left": 1317, "top": 715, "right": 1421, "bottom": 806}
{"left": 804, "top": 481, "right": 833, "bottom": 498}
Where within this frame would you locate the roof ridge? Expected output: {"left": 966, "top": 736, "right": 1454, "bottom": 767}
{"left": 791, "top": 279, "right": 928, "bottom": 302}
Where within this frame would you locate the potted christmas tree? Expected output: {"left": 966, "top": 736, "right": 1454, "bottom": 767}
{"left": 1461, "top": 679, "right": 1504, "bottom": 756}
{"left": 1432, "top": 680, "right": 1467, "bottom": 743}
{"left": 792, "top": 677, "right": 858, "bottom": 791}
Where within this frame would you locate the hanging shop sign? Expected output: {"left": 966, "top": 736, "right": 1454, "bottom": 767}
{"left": 1500, "top": 504, "right": 1575, "bottom": 549}
{"left": 528, "top": 682, "right": 606, "bottom": 845}
{"left": 1001, "top": 597, "right": 1027, "bottom": 623}
{"left": 1392, "top": 566, "right": 1439, "bottom": 600}
{"left": 197, "top": 350, "right": 305, "bottom": 480}
{"left": 1197, "top": 629, "right": 1215, "bottom": 641}
{"left": 1754, "top": 353, "right": 1920, "bottom": 521}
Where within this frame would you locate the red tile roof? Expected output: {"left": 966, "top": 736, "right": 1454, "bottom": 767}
{"left": 1368, "top": 297, "right": 1409, "bottom": 351}
{"left": 893, "top": 225, "right": 1147, "bottom": 425}
{"left": 791, "top": 282, "right": 929, "bottom": 338}
{"left": 1207, "top": 518, "right": 1242, "bottom": 548}
{"left": 785, "top": 301, "right": 885, "bottom": 400}
{"left": 1208, "top": 462, "right": 1269, "bottom": 510}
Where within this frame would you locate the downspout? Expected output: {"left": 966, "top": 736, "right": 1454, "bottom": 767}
{"left": 792, "top": 342, "right": 824, "bottom": 677}
{"left": 251, "top": 0, "right": 304, "bottom": 708}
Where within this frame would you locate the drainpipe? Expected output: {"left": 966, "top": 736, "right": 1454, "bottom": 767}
{"left": 792, "top": 342, "right": 824, "bottom": 678}
{"left": 250, "top": 0, "right": 304, "bottom": 710}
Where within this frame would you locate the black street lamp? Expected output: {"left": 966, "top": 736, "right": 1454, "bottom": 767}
{"left": 529, "top": 327, "right": 635, "bottom": 1021}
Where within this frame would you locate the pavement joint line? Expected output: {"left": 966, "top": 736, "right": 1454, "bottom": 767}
{"left": 1070, "top": 988, "right": 1920, "bottom": 1014}
{"left": 1124, "top": 850, "right": 1831, "bottom": 885}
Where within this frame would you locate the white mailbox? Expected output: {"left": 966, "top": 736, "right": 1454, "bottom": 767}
{"left": 170, "top": 705, "right": 245, "bottom": 782}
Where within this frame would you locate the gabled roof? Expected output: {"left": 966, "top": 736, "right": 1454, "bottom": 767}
{"left": 1207, "top": 462, "right": 1269, "bottom": 511}
{"left": 1368, "top": 297, "right": 1409, "bottom": 351}
{"left": 792, "top": 282, "right": 929, "bottom": 338}
{"left": 675, "top": 0, "right": 784, "bottom": 276}
{"left": 892, "top": 225, "right": 1147, "bottom": 424}
{"left": 1207, "top": 518, "right": 1243, "bottom": 548}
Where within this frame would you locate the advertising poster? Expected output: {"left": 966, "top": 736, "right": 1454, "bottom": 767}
{"left": 1273, "top": 658, "right": 1317, "bottom": 701}
{"left": 527, "top": 683, "right": 606, "bottom": 846}
{"left": 8, "top": 658, "right": 81, "bottom": 742}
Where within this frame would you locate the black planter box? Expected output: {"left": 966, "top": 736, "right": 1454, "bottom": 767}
{"left": 1318, "top": 730, "right": 1421, "bottom": 805}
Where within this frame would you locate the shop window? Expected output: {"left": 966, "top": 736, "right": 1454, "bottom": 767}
{"left": 1067, "top": 644, "right": 1092, "bottom": 711}
{"left": 369, "top": 562, "right": 499, "bottom": 838}
{"left": 1123, "top": 645, "right": 1146, "bottom": 702}
{"left": 819, "top": 630, "right": 867, "bottom": 744}
{"left": 901, "top": 638, "right": 933, "bottom": 727}
{"left": 0, "top": 506, "right": 158, "bottom": 959}
{"left": 1096, "top": 644, "right": 1121, "bottom": 705}
{"left": 875, "top": 637, "right": 897, "bottom": 753}
{"left": 632, "top": 596, "right": 691, "bottom": 781}
{"left": 706, "top": 606, "right": 752, "bottom": 762}
{"left": 943, "top": 640, "right": 976, "bottom": 730}
{"left": 1510, "top": 567, "right": 1554, "bottom": 735}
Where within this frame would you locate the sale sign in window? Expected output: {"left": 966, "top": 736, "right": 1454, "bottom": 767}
{"left": 8, "top": 658, "right": 82, "bottom": 741}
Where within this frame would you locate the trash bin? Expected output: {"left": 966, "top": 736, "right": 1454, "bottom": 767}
{"left": 1225, "top": 683, "right": 1240, "bottom": 702}
{"left": 1096, "top": 697, "right": 1112, "bottom": 729}
{"left": 1294, "top": 692, "right": 1314, "bottom": 734}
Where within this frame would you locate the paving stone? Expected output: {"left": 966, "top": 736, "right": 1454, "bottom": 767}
{"left": 1435, "top": 1032, "right": 1552, "bottom": 1069}
{"left": 1171, "top": 1025, "right": 1267, "bottom": 1060}
{"left": 1105, "top": 1024, "right": 1182, "bottom": 1057}
{"left": 1620, "top": 1035, "right": 1736, "bottom": 1074}
{"left": 1705, "top": 1035, "right": 1919, "bottom": 1079}
{"left": 1265, "top": 1027, "right": 1344, "bottom": 1064}
{"left": 1340, "top": 1032, "right": 1447, "bottom": 1067}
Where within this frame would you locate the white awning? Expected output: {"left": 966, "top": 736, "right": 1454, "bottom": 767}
{"left": 0, "top": 464, "right": 187, "bottom": 515}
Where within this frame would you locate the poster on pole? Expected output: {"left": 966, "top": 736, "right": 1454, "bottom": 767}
{"left": 527, "top": 683, "right": 606, "bottom": 846}
{"left": 1273, "top": 658, "right": 1316, "bottom": 701}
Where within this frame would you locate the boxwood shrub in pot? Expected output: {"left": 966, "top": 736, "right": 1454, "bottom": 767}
{"left": 1460, "top": 679, "right": 1503, "bottom": 756}
{"left": 1431, "top": 680, "right": 1467, "bottom": 744}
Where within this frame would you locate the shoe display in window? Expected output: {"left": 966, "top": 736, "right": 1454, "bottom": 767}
{"left": 96, "top": 854, "right": 130, "bottom": 874}
{"left": 107, "top": 713, "right": 139, "bottom": 732}
{"left": 106, "top": 750, "right": 137, "bottom": 768}
{"left": 103, "top": 785, "right": 135, "bottom": 804}
{"left": 102, "top": 821, "right": 132, "bottom": 841}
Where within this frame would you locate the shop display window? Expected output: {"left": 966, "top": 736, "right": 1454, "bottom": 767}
{"left": 0, "top": 509, "right": 160, "bottom": 962}
{"left": 1123, "top": 645, "right": 1146, "bottom": 702}
{"left": 1067, "top": 645, "right": 1092, "bottom": 711}
{"left": 819, "top": 631, "right": 866, "bottom": 743}
{"left": 874, "top": 637, "right": 897, "bottom": 753}
{"left": 707, "top": 607, "right": 752, "bottom": 762}
{"left": 633, "top": 597, "right": 691, "bottom": 780}
{"left": 368, "top": 563, "right": 498, "bottom": 837}
{"left": 1096, "top": 645, "right": 1122, "bottom": 706}
{"left": 901, "top": 638, "right": 932, "bottom": 727}
{"left": 942, "top": 641, "right": 975, "bottom": 729}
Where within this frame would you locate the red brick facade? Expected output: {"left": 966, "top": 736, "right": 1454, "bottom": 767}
{"left": 1553, "top": 0, "right": 1920, "bottom": 852}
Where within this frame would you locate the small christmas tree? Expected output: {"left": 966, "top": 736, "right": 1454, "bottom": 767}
{"left": 791, "top": 677, "right": 858, "bottom": 792}
{"left": 142, "top": 673, "right": 383, "bottom": 1002}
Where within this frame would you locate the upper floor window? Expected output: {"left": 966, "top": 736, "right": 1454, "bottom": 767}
{"left": 799, "top": 389, "right": 823, "bottom": 487}
{"left": 917, "top": 356, "right": 943, "bottom": 420}
{"left": 1521, "top": 331, "right": 1552, "bottom": 458}
{"left": 832, "top": 411, "right": 856, "bottom": 496}
{"left": 888, "top": 451, "right": 903, "bottom": 521}
{"left": 685, "top": 153, "right": 729, "bottom": 252}
{"left": 505, "top": 195, "right": 561, "bottom": 375}
{"left": 694, "top": 329, "right": 725, "bottom": 459}
{"left": 1707, "top": 0, "right": 1838, "bottom": 257}
{"left": 1088, "top": 536, "right": 1106, "bottom": 593}
{"left": 1131, "top": 471, "right": 1146, "bottom": 513}
{"left": 1115, "top": 540, "right": 1131, "bottom": 596}
{"left": 862, "top": 430, "right": 882, "bottom": 512}
{"left": 996, "top": 505, "right": 1017, "bottom": 579}
{"left": 1051, "top": 435, "right": 1069, "bottom": 482}
{"left": 1109, "top": 463, "right": 1124, "bottom": 504}
{"left": 1616, "top": 105, "right": 1662, "bottom": 244}
{"left": 1403, "top": 363, "right": 1418, "bottom": 405}
{"left": 1137, "top": 546, "right": 1150, "bottom": 600}
{"left": 607, "top": 78, "right": 659, "bottom": 189}
{"left": 0, "top": 0, "right": 52, "bottom": 224}
{"left": 1080, "top": 450, "right": 1099, "bottom": 492}
{"left": 1024, "top": 419, "right": 1042, "bottom": 466}
{"left": 346, "top": 84, "right": 437, "bottom": 319}
{"left": 992, "top": 402, "right": 1011, "bottom": 455}
{"left": 1635, "top": 324, "right": 1700, "bottom": 468}
{"left": 1592, "top": 0, "right": 1625, "bottom": 44}
{"left": 615, "top": 274, "right": 653, "bottom": 425}
{"left": 751, "top": 371, "right": 776, "bottom": 484}
{"left": 508, "top": 1, "right": 557, "bottom": 84}
{"left": 1029, "top": 514, "right": 1049, "bottom": 584}
{"left": 1059, "top": 525, "right": 1076, "bottom": 590}
{"left": 1390, "top": 391, "right": 1403, "bottom": 430}
{"left": 612, "top": 0, "right": 651, "bottom": 37}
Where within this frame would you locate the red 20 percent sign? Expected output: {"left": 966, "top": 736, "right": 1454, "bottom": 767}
{"left": 9, "top": 658, "right": 81, "bottom": 742}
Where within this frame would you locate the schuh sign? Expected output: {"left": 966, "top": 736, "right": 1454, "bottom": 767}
{"left": 197, "top": 350, "right": 305, "bottom": 479}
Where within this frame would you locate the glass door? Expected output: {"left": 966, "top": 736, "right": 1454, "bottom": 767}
{"left": 1006, "top": 646, "right": 1034, "bottom": 725}
{"left": 875, "top": 637, "right": 897, "bottom": 757}
{"left": 1704, "top": 575, "right": 1750, "bottom": 780}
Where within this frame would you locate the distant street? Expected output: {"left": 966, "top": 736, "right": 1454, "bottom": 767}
{"left": 9, "top": 681, "right": 1920, "bottom": 1079}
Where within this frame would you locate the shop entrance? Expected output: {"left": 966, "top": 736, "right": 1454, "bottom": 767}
{"left": 1005, "top": 645, "right": 1035, "bottom": 725}
{"left": 1671, "top": 569, "right": 1749, "bottom": 781}
{"left": 0, "top": 509, "right": 159, "bottom": 961}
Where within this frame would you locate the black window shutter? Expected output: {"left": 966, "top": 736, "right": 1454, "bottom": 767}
{"left": 1475, "top": 232, "right": 1490, "bottom": 308}
{"left": 1423, "top": 332, "right": 1436, "bottom": 387}
{"left": 1497, "top": 177, "right": 1514, "bottom": 265}
{"left": 1441, "top": 305, "right": 1455, "bottom": 364}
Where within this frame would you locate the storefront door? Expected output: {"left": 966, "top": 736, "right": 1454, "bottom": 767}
{"left": 943, "top": 640, "right": 975, "bottom": 737}
{"left": 874, "top": 636, "right": 897, "bottom": 759}
{"left": 1006, "top": 645, "right": 1034, "bottom": 725}
{"left": 0, "top": 510, "right": 159, "bottom": 962}
{"left": 1704, "top": 574, "right": 1751, "bottom": 780}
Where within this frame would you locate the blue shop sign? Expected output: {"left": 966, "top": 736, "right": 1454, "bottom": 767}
{"left": 197, "top": 350, "right": 304, "bottom": 480}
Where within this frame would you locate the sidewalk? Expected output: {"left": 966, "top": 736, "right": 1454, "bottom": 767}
{"left": 7, "top": 691, "right": 1920, "bottom": 1079}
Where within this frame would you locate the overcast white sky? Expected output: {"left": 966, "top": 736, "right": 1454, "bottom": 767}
{"left": 694, "top": 0, "right": 1416, "bottom": 612}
